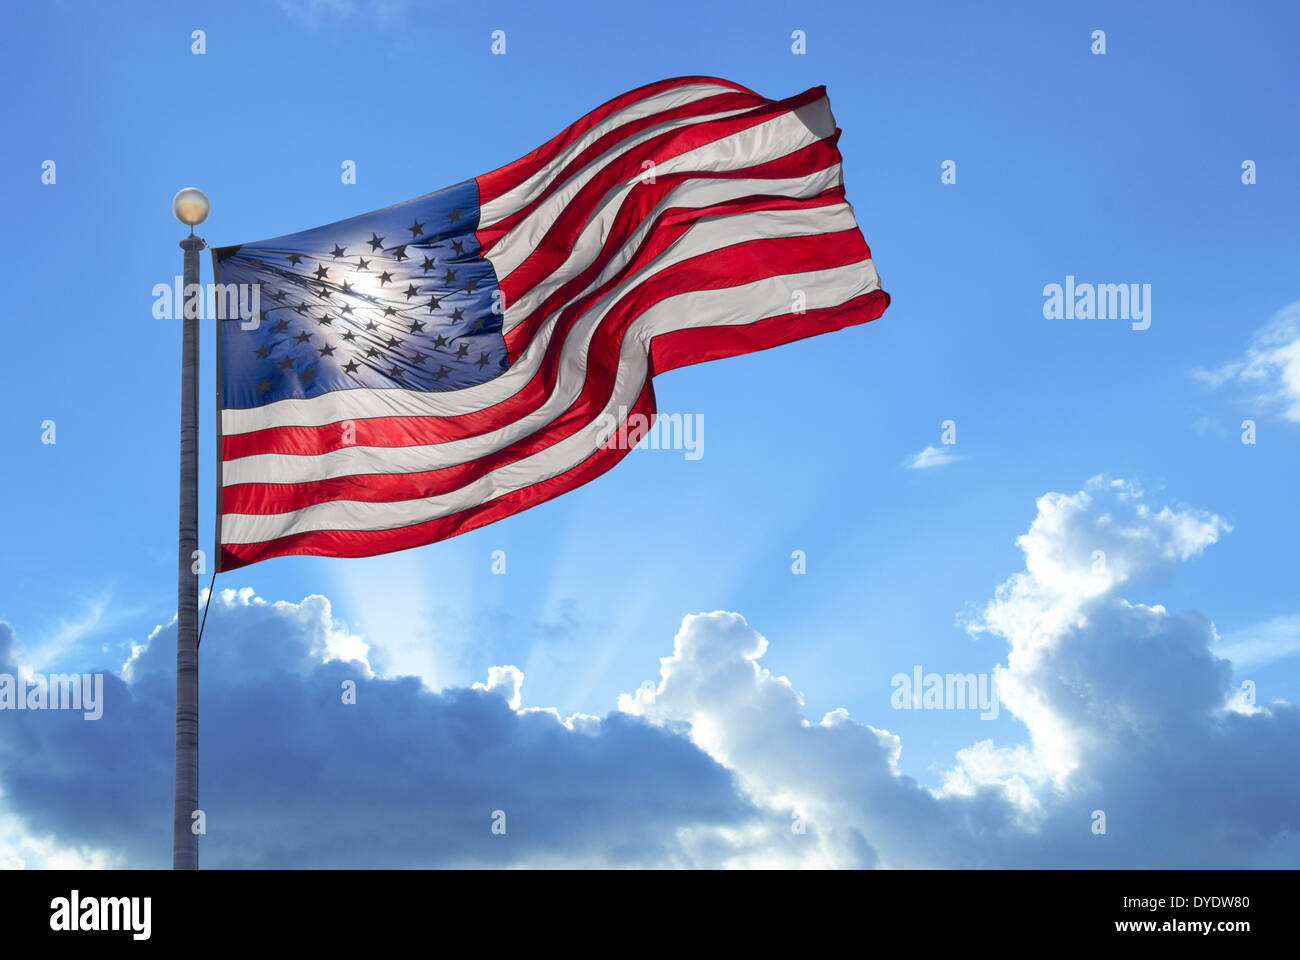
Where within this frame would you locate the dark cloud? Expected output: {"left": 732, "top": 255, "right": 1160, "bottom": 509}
{"left": 2, "top": 479, "right": 1298, "bottom": 868}
{"left": 0, "top": 594, "right": 752, "bottom": 868}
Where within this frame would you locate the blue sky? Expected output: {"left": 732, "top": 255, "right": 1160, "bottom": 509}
{"left": 1, "top": 0, "right": 1298, "bottom": 867}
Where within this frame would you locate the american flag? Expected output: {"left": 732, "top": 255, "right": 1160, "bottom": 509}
{"left": 213, "top": 76, "right": 890, "bottom": 570}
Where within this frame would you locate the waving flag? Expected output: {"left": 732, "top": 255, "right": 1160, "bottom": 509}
{"left": 212, "top": 76, "right": 890, "bottom": 570}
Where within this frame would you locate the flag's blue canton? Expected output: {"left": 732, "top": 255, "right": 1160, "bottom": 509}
{"left": 215, "top": 179, "right": 507, "bottom": 409}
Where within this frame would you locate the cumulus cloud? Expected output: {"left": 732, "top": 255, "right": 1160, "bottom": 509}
{"left": 904, "top": 444, "right": 965, "bottom": 469}
{"left": 1, "top": 480, "right": 1297, "bottom": 868}
{"left": 618, "top": 612, "right": 1025, "bottom": 867}
{"left": 944, "top": 477, "right": 1299, "bottom": 865}
{"left": 1195, "top": 300, "right": 1300, "bottom": 422}
{"left": 622, "top": 477, "right": 1297, "bottom": 867}
{"left": 0, "top": 592, "right": 750, "bottom": 868}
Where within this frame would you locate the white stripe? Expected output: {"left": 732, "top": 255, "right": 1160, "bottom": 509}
{"left": 223, "top": 110, "right": 842, "bottom": 436}
{"left": 221, "top": 259, "right": 879, "bottom": 544}
{"left": 487, "top": 95, "right": 836, "bottom": 283}
{"left": 224, "top": 204, "right": 865, "bottom": 485}
{"left": 479, "top": 82, "right": 745, "bottom": 226}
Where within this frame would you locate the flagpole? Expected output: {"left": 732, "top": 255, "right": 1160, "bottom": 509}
{"left": 173, "top": 188, "right": 209, "bottom": 870}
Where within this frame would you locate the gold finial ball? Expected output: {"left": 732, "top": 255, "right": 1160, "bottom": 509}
{"left": 172, "top": 187, "right": 210, "bottom": 226}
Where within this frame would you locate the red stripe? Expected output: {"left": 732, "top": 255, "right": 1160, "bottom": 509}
{"left": 475, "top": 76, "right": 759, "bottom": 208}
{"left": 223, "top": 161, "right": 847, "bottom": 462}
{"left": 493, "top": 87, "right": 829, "bottom": 307}
{"left": 222, "top": 227, "right": 872, "bottom": 516}
{"left": 220, "top": 289, "right": 887, "bottom": 570}
{"left": 652, "top": 288, "right": 889, "bottom": 375}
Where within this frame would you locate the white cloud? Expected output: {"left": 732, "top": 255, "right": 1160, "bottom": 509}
{"left": 904, "top": 444, "right": 965, "bottom": 469}
{"left": 1215, "top": 614, "right": 1300, "bottom": 669}
{"left": 1195, "top": 300, "right": 1300, "bottom": 422}
{"left": 621, "top": 478, "right": 1297, "bottom": 867}
{"left": 956, "top": 476, "right": 1231, "bottom": 782}
{"left": 619, "top": 612, "right": 944, "bottom": 867}
{"left": 0, "top": 788, "right": 122, "bottom": 870}
{"left": 473, "top": 665, "right": 524, "bottom": 709}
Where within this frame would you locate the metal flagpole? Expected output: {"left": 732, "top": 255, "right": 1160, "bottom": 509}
{"left": 173, "top": 188, "right": 209, "bottom": 870}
